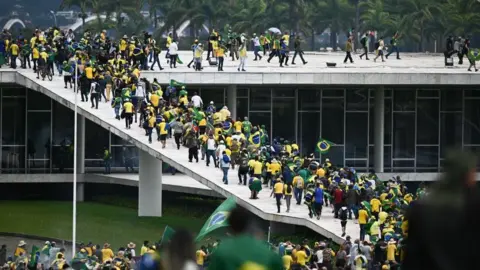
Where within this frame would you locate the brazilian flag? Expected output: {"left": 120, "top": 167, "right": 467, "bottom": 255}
{"left": 249, "top": 131, "right": 261, "bottom": 148}
{"left": 315, "top": 138, "right": 334, "bottom": 154}
{"left": 361, "top": 201, "right": 372, "bottom": 215}
{"left": 170, "top": 79, "right": 185, "bottom": 88}
{"left": 468, "top": 49, "right": 480, "bottom": 61}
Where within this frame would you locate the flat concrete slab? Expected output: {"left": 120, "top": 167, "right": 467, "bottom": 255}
{"left": 1, "top": 51, "right": 480, "bottom": 85}
{"left": 9, "top": 71, "right": 359, "bottom": 244}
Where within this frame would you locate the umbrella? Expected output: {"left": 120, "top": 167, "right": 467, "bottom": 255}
{"left": 268, "top": 27, "right": 281, "bottom": 34}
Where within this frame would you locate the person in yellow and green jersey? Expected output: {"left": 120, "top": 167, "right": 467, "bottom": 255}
{"left": 9, "top": 41, "right": 19, "bottom": 69}
{"left": 370, "top": 196, "right": 382, "bottom": 220}
{"left": 270, "top": 178, "right": 284, "bottom": 213}
{"left": 122, "top": 98, "right": 134, "bottom": 129}
{"left": 358, "top": 204, "right": 369, "bottom": 241}
{"left": 157, "top": 118, "right": 168, "bottom": 148}
{"left": 146, "top": 111, "right": 156, "bottom": 144}
{"left": 208, "top": 207, "right": 283, "bottom": 270}
{"left": 295, "top": 245, "right": 308, "bottom": 268}
{"left": 103, "top": 147, "right": 112, "bottom": 174}
{"left": 196, "top": 246, "right": 208, "bottom": 270}
{"left": 267, "top": 35, "right": 281, "bottom": 64}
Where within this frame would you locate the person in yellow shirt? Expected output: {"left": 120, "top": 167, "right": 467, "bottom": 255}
{"left": 158, "top": 119, "right": 168, "bottom": 148}
{"left": 370, "top": 196, "right": 382, "bottom": 220}
{"left": 295, "top": 246, "right": 307, "bottom": 267}
{"left": 253, "top": 157, "right": 263, "bottom": 180}
{"left": 358, "top": 205, "right": 369, "bottom": 241}
{"left": 387, "top": 240, "right": 397, "bottom": 263}
{"left": 283, "top": 182, "right": 293, "bottom": 212}
{"left": 9, "top": 42, "right": 19, "bottom": 69}
{"left": 282, "top": 249, "right": 293, "bottom": 270}
{"left": 122, "top": 98, "right": 134, "bottom": 129}
{"left": 32, "top": 46, "right": 39, "bottom": 71}
{"left": 146, "top": 111, "right": 156, "bottom": 144}
{"left": 84, "top": 64, "right": 93, "bottom": 80}
{"left": 14, "top": 241, "right": 27, "bottom": 257}
{"left": 234, "top": 118, "right": 243, "bottom": 133}
{"left": 140, "top": 241, "right": 149, "bottom": 256}
{"left": 101, "top": 243, "right": 114, "bottom": 263}
{"left": 270, "top": 178, "right": 284, "bottom": 213}
{"left": 196, "top": 246, "right": 208, "bottom": 268}
{"left": 217, "top": 43, "right": 226, "bottom": 71}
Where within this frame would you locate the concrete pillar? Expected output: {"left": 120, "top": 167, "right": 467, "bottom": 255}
{"left": 374, "top": 86, "right": 385, "bottom": 173}
{"left": 76, "top": 115, "right": 85, "bottom": 174}
{"left": 76, "top": 182, "right": 85, "bottom": 202}
{"left": 227, "top": 85, "right": 237, "bottom": 120}
{"left": 139, "top": 149, "right": 163, "bottom": 217}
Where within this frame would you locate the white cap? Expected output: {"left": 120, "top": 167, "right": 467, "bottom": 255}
{"left": 210, "top": 101, "right": 214, "bottom": 104}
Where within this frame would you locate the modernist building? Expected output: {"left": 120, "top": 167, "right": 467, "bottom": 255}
{"left": 0, "top": 83, "right": 478, "bottom": 174}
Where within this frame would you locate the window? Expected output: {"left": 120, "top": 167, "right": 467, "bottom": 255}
{"left": 85, "top": 119, "right": 109, "bottom": 159}
{"left": 249, "top": 112, "right": 271, "bottom": 140}
{"left": 440, "top": 89, "right": 462, "bottom": 111}
{"left": 321, "top": 98, "right": 344, "bottom": 144}
{"left": 237, "top": 88, "right": 248, "bottom": 98}
{"left": 416, "top": 146, "right": 439, "bottom": 171}
{"left": 27, "top": 89, "right": 51, "bottom": 110}
{"left": 298, "top": 89, "right": 320, "bottom": 111}
{"left": 2, "top": 85, "right": 26, "bottom": 96}
{"left": 200, "top": 87, "right": 225, "bottom": 108}
{"left": 272, "top": 98, "right": 295, "bottom": 141}
{"left": 417, "top": 89, "right": 439, "bottom": 98}
{"left": 368, "top": 145, "right": 392, "bottom": 172}
{"left": 250, "top": 88, "right": 271, "bottom": 111}
{"left": 393, "top": 113, "right": 415, "bottom": 158}
{"left": 2, "top": 146, "right": 25, "bottom": 173}
{"left": 464, "top": 88, "right": 480, "bottom": 98}
{"left": 322, "top": 88, "right": 344, "bottom": 98}
{"left": 464, "top": 99, "right": 480, "bottom": 145}
{"left": 392, "top": 160, "right": 415, "bottom": 172}
{"left": 52, "top": 101, "right": 74, "bottom": 145}
{"left": 346, "top": 88, "right": 368, "bottom": 111}
{"left": 27, "top": 112, "right": 51, "bottom": 159}
{"left": 345, "top": 113, "right": 368, "bottom": 158}
{"left": 393, "top": 89, "right": 415, "bottom": 111}
{"left": 417, "top": 99, "right": 439, "bottom": 144}
{"left": 273, "top": 88, "right": 295, "bottom": 97}
{"left": 236, "top": 98, "right": 248, "bottom": 120}
{"left": 111, "top": 133, "right": 132, "bottom": 146}
{"left": 320, "top": 145, "right": 344, "bottom": 167}
{"left": 440, "top": 112, "right": 462, "bottom": 157}
{"left": 298, "top": 112, "right": 320, "bottom": 155}
{"left": 111, "top": 146, "right": 139, "bottom": 168}
{"left": 2, "top": 97, "right": 26, "bottom": 145}
{"left": 345, "top": 160, "right": 367, "bottom": 170}
{"left": 52, "top": 145, "right": 74, "bottom": 172}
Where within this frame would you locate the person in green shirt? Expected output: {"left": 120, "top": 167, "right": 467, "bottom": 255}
{"left": 242, "top": 116, "right": 252, "bottom": 138}
{"left": 103, "top": 147, "right": 112, "bottom": 174}
{"left": 208, "top": 207, "right": 283, "bottom": 270}
{"left": 386, "top": 31, "right": 401, "bottom": 60}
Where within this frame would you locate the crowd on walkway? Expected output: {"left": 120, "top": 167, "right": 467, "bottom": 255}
{"left": 0, "top": 27, "right": 457, "bottom": 269}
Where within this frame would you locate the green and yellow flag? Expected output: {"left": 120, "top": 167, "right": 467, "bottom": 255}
{"left": 315, "top": 138, "right": 334, "bottom": 154}
{"left": 160, "top": 225, "right": 176, "bottom": 245}
{"left": 195, "top": 197, "right": 236, "bottom": 242}
{"left": 170, "top": 79, "right": 185, "bottom": 88}
{"left": 29, "top": 245, "right": 40, "bottom": 268}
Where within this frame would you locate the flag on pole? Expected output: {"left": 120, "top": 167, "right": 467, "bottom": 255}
{"left": 160, "top": 226, "right": 176, "bottom": 245}
{"left": 315, "top": 138, "right": 334, "bottom": 154}
{"left": 28, "top": 245, "right": 40, "bottom": 268}
{"left": 195, "top": 197, "right": 236, "bottom": 242}
{"left": 169, "top": 79, "right": 185, "bottom": 88}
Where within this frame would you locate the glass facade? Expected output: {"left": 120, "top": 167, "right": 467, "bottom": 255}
{"left": 0, "top": 84, "right": 479, "bottom": 173}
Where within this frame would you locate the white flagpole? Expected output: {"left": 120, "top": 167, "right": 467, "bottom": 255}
{"left": 267, "top": 226, "right": 271, "bottom": 243}
{"left": 72, "top": 62, "right": 78, "bottom": 259}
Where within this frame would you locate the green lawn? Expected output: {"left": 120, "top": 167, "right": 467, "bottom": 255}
{"left": 0, "top": 201, "right": 205, "bottom": 249}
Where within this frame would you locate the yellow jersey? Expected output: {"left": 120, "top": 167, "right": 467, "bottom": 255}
{"left": 10, "top": 44, "right": 19, "bottom": 56}
{"left": 196, "top": 250, "right": 206, "bottom": 265}
{"left": 158, "top": 122, "right": 168, "bottom": 135}
{"left": 123, "top": 102, "right": 134, "bottom": 113}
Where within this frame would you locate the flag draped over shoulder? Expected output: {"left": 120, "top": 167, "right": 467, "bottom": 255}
{"left": 361, "top": 201, "right": 372, "bottom": 215}
{"left": 249, "top": 131, "right": 261, "bottom": 148}
{"left": 169, "top": 79, "right": 185, "bottom": 88}
{"left": 160, "top": 226, "right": 176, "bottom": 245}
{"left": 192, "top": 108, "right": 204, "bottom": 122}
{"left": 315, "top": 138, "right": 334, "bottom": 154}
{"left": 196, "top": 197, "right": 236, "bottom": 242}
{"left": 29, "top": 246, "right": 40, "bottom": 268}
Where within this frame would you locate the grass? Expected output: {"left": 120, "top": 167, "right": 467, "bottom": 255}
{"left": 0, "top": 201, "right": 205, "bottom": 249}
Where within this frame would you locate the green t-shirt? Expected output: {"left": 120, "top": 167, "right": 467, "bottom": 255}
{"left": 208, "top": 235, "right": 283, "bottom": 270}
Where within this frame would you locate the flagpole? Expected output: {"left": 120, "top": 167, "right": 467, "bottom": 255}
{"left": 267, "top": 226, "right": 271, "bottom": 243}
{"left": 72, "top": 62, "right": 78, "bottom": 259}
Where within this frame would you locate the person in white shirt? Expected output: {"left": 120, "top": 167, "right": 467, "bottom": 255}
{"left": 206, "top": 135, "right": 217, "bottom": 167}
{"left": 191, "top": 92, "right": 203, "bottom": 108}
{"left": 169, "top": 41, "right": 179, "bottom": 68}
{"left": 252, "top": 33, "right": 262, "bottom": 61}
{"left": 374, "top": 37, "right": 385, "bottom": 62}
{"left": 215, "top": 141, "right": 226, "bottom": 159}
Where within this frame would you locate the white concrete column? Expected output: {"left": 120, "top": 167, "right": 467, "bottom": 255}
{"left": 227, "top": 85, "right": 237, "bottom": 120}
{"left": 76, "top": 115, "right": 85, "bottom": 174}
{"left": 76, "top": 182, "right": 85, "bottom": 202}
{"left": 374, "top": 86, "right": 385, "bottom": 173}
{"left": 139, "top": 149, "right": 163, "bottom": 217}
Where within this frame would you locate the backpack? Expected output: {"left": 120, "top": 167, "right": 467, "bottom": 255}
{"left": 286, "top": 184, "right": 292, "bottom": 194}
{"left": 339, "top": 207, "right": 348, "bottom": 220}
{"left": 360, "top": 37, "right": 367, "bottom": 46}
{"left": 95, "top": 83, "right": 102, "bottom": 93}
{"left": 323, "top": 248, "right": 332, "bottom": 262}
{"left": 374, "top": 41, "right": 380, "bottom": 49}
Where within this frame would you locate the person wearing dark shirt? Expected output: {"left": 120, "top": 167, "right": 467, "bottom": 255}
{"left": 333, "top": 187, "right": 344, "bottom": 218}
{"left": 403, "top": 150, "right": 480, "bottom": 270}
